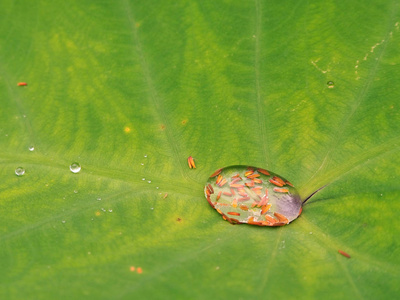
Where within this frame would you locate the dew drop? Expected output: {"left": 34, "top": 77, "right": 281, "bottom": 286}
{"left": 15, "top": 167, "right": 25, "bottom": 176}
{"left": 150, "top": 207, "right": 154, "bottom": 210}
{"left": 148, "top": 180, "right": 151, "bottom": 183}
{"left": 327, "top": 81, "right": 334, "bottom": 88}
{"left": 97, "top": 197, "right": 101, "bottom": 201}
{"left": 74, "top": 190, "right": 78, "bottom": 194}
{"left": 29, "top": 146, "right": 34, "bottom": 151}
{"left": 142, "top": 178, "right": 145, "bottom": 181}
{"left": 204, "top": 165, "right": 302, "bottom": 227}
{"left": 108, "top": 209, "right": 113, "bottom": 212}
{"left": 69, "top": 162, "right": 81, "bottom": 173}
{"left": 144, "top": 155, "right": 147, "bottom": 158}
{"left": 141, "top": 163, "right": 144, "bottom": 166}
{"left": 61, "top": 220, "right": 66, "bottom": 224}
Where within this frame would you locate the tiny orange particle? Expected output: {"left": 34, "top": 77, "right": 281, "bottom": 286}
{"left": 187, "top": 156, "right": 196, "bottom": 169}
{"left": 273, "top": 188, "right": 289, "bottom": 193}
{"left": 210, "top": 168, "right": 222, "bottom": 177}
{"left": 130, "top": 266, "right": 135, "bottom": 272}
{"left": 136, "top": 267, "right": 143, "bottom": 274}
{"left": 17, "top": 82, "right": 27, "bottom": 86}
{"left": 163, "top": 193, "right": 168, "bottom": 199}
{"left": 124, "top": 127, "right": 131, "bottom": 133}
{"left": 338, "top": 250, "right": 351, "bottom": 258}
{"left": 227, "top": 212, "right": 240, "bottom": 216}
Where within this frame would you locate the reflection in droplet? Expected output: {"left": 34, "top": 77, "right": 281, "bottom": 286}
{"left": 29, "top": 146, "right": 34, "bottom": 151}
{"left": 97, "top": 197, "right": 101, "bottom": 201}
{"left": 15, "top": 167, "right": 25, "bottom": 176}
{"left": 327, "top": 81, "right": 334, "bottom": 88}
{"left": 70, "top": 162, "right": 81, "bottom": 173}
{"left": 204, "top": 165, "right": 302, "bottom": 227}
{"left": 142, "top": 178, "right": 145, "bottom": 181}
{"left": 148, "top": 180, "right": 151, "bottom": 183}
{"left": 62, "top": 220, "right": 66, "bottom": 224}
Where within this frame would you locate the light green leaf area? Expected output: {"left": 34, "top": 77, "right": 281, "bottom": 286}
{"left": 1, "top": 0, "right": 399, "bottom": 299}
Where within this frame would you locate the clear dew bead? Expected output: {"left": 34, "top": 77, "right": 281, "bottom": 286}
{"left": 15, "top": 167, "right": 25, "bottom": 176}
{"left": 69, "top": 162, "right": 81, "bottom": 173}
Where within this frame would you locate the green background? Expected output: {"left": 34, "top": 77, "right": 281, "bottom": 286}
{"left": 1, "top": 0, "right": 399, "bottom": 299}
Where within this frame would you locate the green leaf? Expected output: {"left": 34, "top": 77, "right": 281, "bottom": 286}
{"left": 1, "top": 0, "right": 399, "bottom": 298}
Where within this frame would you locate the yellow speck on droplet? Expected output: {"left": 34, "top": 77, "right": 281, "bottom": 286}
{"left": 95, "top": 211, "right": 101, "bottom": 216}
{"left": 124, "top": 127, "right": 131, "bottom": 133}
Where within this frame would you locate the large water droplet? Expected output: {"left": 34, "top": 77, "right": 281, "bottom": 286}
{"left": 69, "top": 162, "right": 81, "bottom": 173}
{"left": 327, "top": 81, "right": 334, "bottom": 88}
{"left": 204, "top": 165, "right": 302, "bottom": 227}
{"left": 29, "top": 146, "right": 34, "bottom": 151}
{"left": 15, "top": 167, "right": 25, "bottom": 176}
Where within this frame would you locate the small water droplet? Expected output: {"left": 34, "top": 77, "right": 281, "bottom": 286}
{"left": 327, "top": 81, "right": 334, "bottom": 88}
{"left": 141, "top": 163, "right": 144, "bottom": 166}
{"left": 108, "top": 209, "right": 113, "bottom": 212}
{"left": 97, "top": 197, "right": 101, "bottom": 201}
{"left": 101, "top": 208, "right": 106, "bottom": 212}
{"left": 144, "top": 155, "right": 147, "bottom": 158}
{"left": 15, "top": 167, "right": 25, "bottom": 176}
{"left": 62, "top": 220, "right": 66, "bottom": 224}
{"left": 150, "top": 207, "right": 154, "bottom": 210}
{"left": 142, "top": 178, "right": 145, "bottom": 181}
{"left": 309, "top": 232, "right": 313, "bottom": 235}
{"left": 148, "top": 180, "right": 151, "bottom": 183}
{"left": 156, "top": 187, "right": 159, "bottom": 189}
{"left": 29, "top": 146, "right": 34, "bottom": 151}
{"left": 74, "top": 190, "right": 78, "bottom": 194}
{"left": 69, "top": 162, "right": 81, "bottom": 173}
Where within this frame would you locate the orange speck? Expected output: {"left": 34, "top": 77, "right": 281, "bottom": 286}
{"left": 124, "top": 127, "right": 131, "bottom": 133}
{"left": 257, "top": 168, "right": 270, "bottom": 176}
{"left": 17, "top": 82, "right": 27, "bottom": 86}
{"left": 227, "top": 212, "right": 240, "bottom": 216}
{"left": 261, "top": 204, "right": 272, "bottom": 214}
{"left": 187, "top": 156, "right": 196, "bottom": 169}
{"left": 181, "top": 119, "right": 187, "bottom": 125}
{"left": 163, "top": 193, "right": 168, "bottom": 199}
{"left": 160, "top": 124, "right": 166, "bottom": 130}
{"left": 269, "top": 178, "right": 284, "bottom": 187}
{"left": 338, "top": 250, "right": 351, "bottom": 258}
{"left": 210, "top": 168, "right": 222, "bottom": 177}
{"left": 95, "top": 211, "right": 101, "bottom": 216}
{"left": 130, "top": 266, "right": 135, "bottom": 272}
{"left": 231, "top": 198, "right": 238, "bottom": 208}
{"left": 273, "top": 188, "right": 289, "bottom": 193}
{"left": 274, "top": 212, "right": 289, "bottom": 224}
{"left": 136, "top": 267, "right": 143, "bottom": 274}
